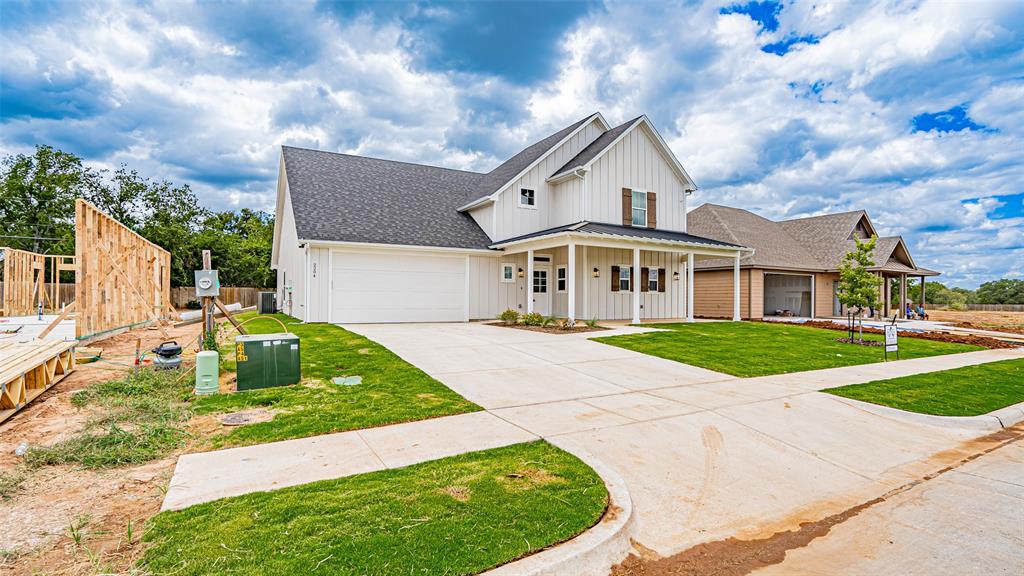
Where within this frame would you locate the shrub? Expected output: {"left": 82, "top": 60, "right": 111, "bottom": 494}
{"left": 522, "top": 312, "right": 544, "bottom": 326}
{"left": 498, "top": 309, "right": 519, "bottom": 324}
{"left": 541, "top": 315, "right": 558, "bottom": 328}
{"left": 185, "top": 300, "right": 202, "bottom": 310}
{"left": 585, "top": 317, "right": 598, "bottom": 328}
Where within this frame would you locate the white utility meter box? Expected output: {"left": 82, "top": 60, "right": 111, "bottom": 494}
{"left": 194, "top": 269, "right": 220, "bottom": 297}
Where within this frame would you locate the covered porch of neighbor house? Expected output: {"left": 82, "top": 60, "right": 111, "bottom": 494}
{"left": 489, "top": 222, "right": 753, "bottom": 324}
{"left": 877, "top": 262, "right": 941, "bottom": 319}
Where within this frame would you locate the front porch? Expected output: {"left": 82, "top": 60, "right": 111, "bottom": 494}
{"left": 489, "top": 222, "right": 752, "bottom": 324}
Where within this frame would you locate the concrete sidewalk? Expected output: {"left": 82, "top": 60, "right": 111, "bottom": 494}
{"left": 161, "top": 411, "right": 536, "bottom": 510}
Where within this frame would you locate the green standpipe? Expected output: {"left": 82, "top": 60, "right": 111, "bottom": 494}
{"left": 194, "top": 351, "right": 219, "bottom": 395}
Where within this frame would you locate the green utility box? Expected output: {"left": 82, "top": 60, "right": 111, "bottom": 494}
{"left": 234, "top": 333, "right": 301, "bottom": 391}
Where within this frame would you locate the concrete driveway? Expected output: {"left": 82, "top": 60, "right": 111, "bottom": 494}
{"left": 347, "top": 322, "right": 1023, "bottom": 569}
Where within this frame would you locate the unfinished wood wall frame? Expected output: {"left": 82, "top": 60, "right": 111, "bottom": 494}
{"left": 0, "top": 340, "right": 76, "bottom": 424}
{"left": 75, "top": 199, "right": 172, "bottom": 339}
{"left": 0, "top": 247, "right": 76, "bottom": 317}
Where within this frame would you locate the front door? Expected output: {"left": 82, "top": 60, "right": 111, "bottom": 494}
{"left": 532, "top": 266, "right": 551, "bottom": 316}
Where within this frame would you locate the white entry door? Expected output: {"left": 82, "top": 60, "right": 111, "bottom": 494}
{"left": 532, "top": 265, "right": 551, "bottom": 316}
{"left": 331, "top": 251, "right": 466, "bottom": 323}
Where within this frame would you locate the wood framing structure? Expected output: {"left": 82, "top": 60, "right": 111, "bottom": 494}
{"left": 75, "top": 199, "right": 173, "bottom": 339}
{"left": 0, "top": 340, "right": 76, "bottom": 424}
{"left": 0, "top": 247, "right": 76, "bottom": 316}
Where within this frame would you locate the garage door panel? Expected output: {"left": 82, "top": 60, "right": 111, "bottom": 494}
{"left": 331, "top": 251, "right": 466, "bottom": 323}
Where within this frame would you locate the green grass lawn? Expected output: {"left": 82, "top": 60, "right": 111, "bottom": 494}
{"left": 826, "top": 358, "right": 1024, "bottom": 416}
{"left": 193, "top": 313, "right": 479, "bottom": 448}
{"left": 140, "top": 441, "right": 607, "bottom": 576}
{"left": 592, "top": 322, "right": 984, "bottom": 377}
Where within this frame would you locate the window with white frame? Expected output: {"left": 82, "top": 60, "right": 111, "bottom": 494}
{"left": 648, "top": 267, "right": 659, "bottom": 292}
{"left": 519, "top": 188, "right": 536, "bottom": 208}
{"left": 619, "top": 266, "right": 631, "bottom": 292}
{"left": 556, "top": 266, "right": 567, "bottom": 292}
{"left": 501, "top": 263, "right": 515, "bottom": 283}
{"left": 631, "top": 190, "right": 647, "bottom": 226}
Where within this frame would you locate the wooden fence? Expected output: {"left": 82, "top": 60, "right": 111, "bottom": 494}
{"left": 75, "top": 199, "right": 173, "bottom": 339}
{"left": 967, "top": 304, "right": 1024, "bottom": 312}
{"left": 170, "top": 286, "right": 262, "bottom": 309}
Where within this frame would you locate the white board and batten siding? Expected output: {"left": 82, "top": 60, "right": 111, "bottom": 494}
{"left": 489, "top": 120, "right": 605, "bottom": 240}
{"left": 274, "top": 186, "right": 308, "bottom": 321}
{"left": 329, "top": 250, "right": 468, "bottom": 323}
{"left": 586, "top": 124, "right": 689, "bottom": 233}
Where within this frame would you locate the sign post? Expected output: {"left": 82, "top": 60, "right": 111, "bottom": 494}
{"left": 884, "top": 323, "right": 899, "bottom": 361}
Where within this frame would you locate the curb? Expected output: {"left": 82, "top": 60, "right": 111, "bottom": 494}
{"left": 836, "top": 397, "right": 1024, "bottom": 432}
{"left": 483, "top": 449, "right": 636, "bottom": 576}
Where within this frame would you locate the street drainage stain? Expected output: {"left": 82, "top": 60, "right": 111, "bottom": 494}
{"left": 611, "top": 425, "right": 1024, "bottom": 576}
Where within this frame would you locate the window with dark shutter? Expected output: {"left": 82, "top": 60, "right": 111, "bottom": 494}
{"left": 647, "top": 192, "right": 657, "bottom": 229}
{"left": 657, "top": 268, "right": 666, "bottom": 292}
{"left": 641, "top": 267, "right": 650, "bottom": 292}
{"left": 622, "top": 188, "right": 632, "bottom": 226}
{"left": 611, "top": 266, "right": 620, "bottom": 292}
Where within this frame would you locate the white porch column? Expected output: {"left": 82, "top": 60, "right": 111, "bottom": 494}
{"left": 733, "top": 251, "right": 741, "bottom": 321}
{"left": 582, "top": 245, "right": 589, "bottom": 320}
{"left": 527, "top": 249, "right": 534, "bottom": 314}
{"left": 567, "top": 240, "right": 576, "bottom": 323}
{"left": 632, "top": 247, "right": 641, "bottom": 324}
{"left": 686, "top": 252, "right": 695, "bottom": 322}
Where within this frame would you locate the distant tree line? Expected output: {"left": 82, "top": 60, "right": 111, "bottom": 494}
{"left": 900, "top": 279, "right": 1024, "bottom": 309}
{"left": 1, "top": 145, "right": 275, "bottom": 288}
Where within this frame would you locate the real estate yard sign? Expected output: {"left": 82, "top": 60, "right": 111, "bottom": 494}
{"left": 884, "top": 325, "right": 899, "bottom": 360}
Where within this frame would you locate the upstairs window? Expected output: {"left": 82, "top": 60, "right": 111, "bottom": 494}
{"left": 519, "top": 188, "right": 536, "bottom": 208}
{"left": 631, "top": 190, "right": 647, "bottom": 226}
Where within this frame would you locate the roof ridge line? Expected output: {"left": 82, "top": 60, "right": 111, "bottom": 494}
{"left": 281, "top": 145, "right": 485, "bottom": 176}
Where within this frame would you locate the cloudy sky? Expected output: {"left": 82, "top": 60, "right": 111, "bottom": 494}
{"left": 1, "top": 0, "right": 1021, "bottom": 287}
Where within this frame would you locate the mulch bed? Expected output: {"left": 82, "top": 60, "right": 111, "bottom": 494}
{"left": 792, "top": 319, "right": 1019, "bottom": 349}
{"left": 952, "top": 321, "right": 1024, "bottom": 336}
{"left": 485, "top": 322, "right": 609, "bottom": 334}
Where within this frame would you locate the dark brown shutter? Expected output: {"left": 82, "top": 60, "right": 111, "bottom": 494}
{"left": 658, "top": 268, "right": 666, "bottom": 292}
{"left": 641, "top": 267, "right": 650, "bottom": 292}
{"left": 647, "top": 192, "right": 657, "bottom": 229}
{"left": 622, "top": 188, "right": 632, "bottom": 226}
{"left": 630, "top": 266, "right": 635, "bottom": 292}
{"left": 611, "top": 266, "right": 620, "bottom": 292}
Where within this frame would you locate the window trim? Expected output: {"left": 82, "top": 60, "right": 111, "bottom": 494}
{"left": 501, "top": 262, "right": 515, "bottom": 283}
{"left": 518, "top": 187, "right": 537, "bottom": 210}
{"left": 556, "top": 266, "right": 567, "bottom": 293}
{"left": 647, "top": 267, "right": 660, "bottom": 292}
{"left": 631, "top": 189, "right": 648, "bottom": 227}
{"left": 619, "top": 264, "right": 632, "bottom": 292}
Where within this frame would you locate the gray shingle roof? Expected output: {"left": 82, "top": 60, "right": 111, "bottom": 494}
{"left": 550, "top": 116, "right": 642, "bottom": 179}
{"left": 490, "top": 221, "right": 742, "bottom": 249}
{"left": 778, "top": 211, "right": 868, "bottom": 266}
{"left": 461, "top": 113, "right": 598, "bottom": 208}
{"left": 282, "top": 146, "right": 493, "bottom": 250}
{"left": 688, "top": 204, "right": 821, "bottom": 269}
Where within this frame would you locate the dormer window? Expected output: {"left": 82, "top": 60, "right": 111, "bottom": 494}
{"left": 631, "top": 190, "right": 647, "bottom": 226}
{"left": 519, "top": 188, "right": 536, "bottom": 208}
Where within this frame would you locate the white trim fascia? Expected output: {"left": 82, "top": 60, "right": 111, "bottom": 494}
{"left": 456, "top": 112, "right": 609, "bottom": 212}
{"left": 638, "top": 116, "right": 698, "bottom": 190}
{"left": 302, "top": 239, "right": 496, "bottom": 255}
{"left": 491, "top": 230, "right": 755, "bottom": 256}
{"left": 271, "top": 151, "right": 287, "bottom": 269}
{"left": 546, "top": 116, "right": 645, "bottom": 182}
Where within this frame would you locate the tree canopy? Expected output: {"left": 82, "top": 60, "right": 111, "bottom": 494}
{"left": 1, "top": 145, "right": 275, "bottom": 288}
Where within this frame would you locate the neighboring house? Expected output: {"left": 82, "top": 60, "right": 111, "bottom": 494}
{"left": 686, "top": 204, "right": 939, "bottom": 319}
{"left": 271, "top": 112, "right": 752, "bottom": 324}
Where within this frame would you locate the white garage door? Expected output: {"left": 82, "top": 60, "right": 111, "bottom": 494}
{"left": 331, "top": 251, "right": 466, "bottom": 323}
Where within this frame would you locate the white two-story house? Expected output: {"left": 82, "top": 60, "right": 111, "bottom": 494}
{"left": 271, "top": 112, "right": 751, "bottom": 324}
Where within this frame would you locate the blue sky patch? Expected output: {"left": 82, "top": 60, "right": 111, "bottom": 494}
{"left": 762, "top": 34, "right": 821, "bottom": 55}
{"left": 911, "top": 104, "right": 990, "bottom": 133}
{"left": 720, "top": 1, "right": 782, "bottom": 32}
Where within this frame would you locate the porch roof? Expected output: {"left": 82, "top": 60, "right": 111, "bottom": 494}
{"left": 871, "top": 258, "right": 941, "bottom": 277}
{"left": 489, "top": 221, "right": 750, "bottom": 252}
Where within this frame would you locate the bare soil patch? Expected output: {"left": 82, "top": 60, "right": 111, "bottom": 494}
{"left": 485, "top": 322, "right": 609, "bottom": 334}
{"left": 0, "top": 321, "right": 205, "bottom": 575}
{"left": 926, "top": 309, "right": 1024, "bottom": 335}
{"left": 793, "top": 319, "right": 1018, "bottom": 349}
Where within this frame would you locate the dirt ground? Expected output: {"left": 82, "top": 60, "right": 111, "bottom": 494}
{"left": 926, "top": 309, "right": 1024, "bottom": 335}
{"left": 0, "top": 322, "right": 211, "bottom": 576}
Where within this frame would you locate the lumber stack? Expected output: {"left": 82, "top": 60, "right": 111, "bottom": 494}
{"left": 0, "top": 340, "right": 76, "bottom": 424}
